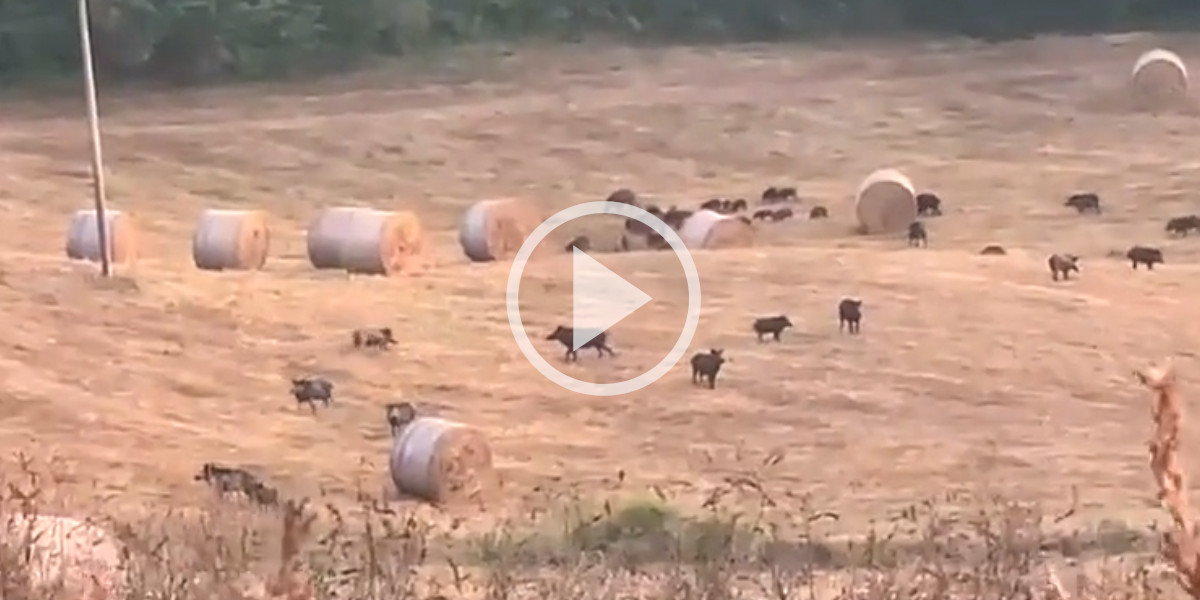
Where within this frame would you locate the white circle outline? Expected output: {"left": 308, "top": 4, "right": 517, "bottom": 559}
{"left": 506, "top": 201, "right": 702, "bottom": 396}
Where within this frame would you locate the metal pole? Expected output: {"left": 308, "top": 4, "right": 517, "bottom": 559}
{"left": 78, "top": 0, "right": 112, "bottom": 277}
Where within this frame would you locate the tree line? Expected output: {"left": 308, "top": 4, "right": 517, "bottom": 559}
{"left": 0, "top": 0, "right": 1197, "bottom": 85}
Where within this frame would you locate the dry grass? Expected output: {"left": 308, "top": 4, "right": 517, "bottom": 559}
{"left": 1137, "top": 362, "right": 1200, "bottom": 598}
{"left": 0, "top": 451, "right": 1183, "bottom": 599}
{"left": 1, "top": 30, "right": 1200, "bottom": 598}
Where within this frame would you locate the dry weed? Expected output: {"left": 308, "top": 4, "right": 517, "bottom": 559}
{"left": 1138, "top": 362, "right": 1200, "bottom": 599}
{"left": 0, "top": 449, "right": 1181, "bottom": 599}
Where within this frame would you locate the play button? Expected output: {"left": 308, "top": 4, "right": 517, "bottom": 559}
{"left": 570, "top": 247, "right": 652, "bottom": 351}
{"left": 506, "top": 201, "right": 702, "bottom": 396}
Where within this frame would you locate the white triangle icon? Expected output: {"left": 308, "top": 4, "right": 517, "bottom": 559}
{"left": 571, "top": 248, "right": 652, "bottom": 351}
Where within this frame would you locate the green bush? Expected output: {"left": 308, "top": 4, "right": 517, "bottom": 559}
{"left": 0, "top": 0, "right": 1197, "bottom": 84}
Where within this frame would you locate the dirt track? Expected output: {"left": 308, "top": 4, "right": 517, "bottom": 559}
{"left": 0, "top": 33, "right": 1198, "bottom": 531}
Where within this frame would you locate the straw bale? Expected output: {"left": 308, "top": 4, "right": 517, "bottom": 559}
{"left": 2, "top": 514, "right": 124, "bottom": 599}
{"left": 390, "top": 417, "right": 495, "bottom": 505}
{"left": 854, "top": 169, "right": 917, "bottom": 234}
{"left": 305, "top": 207, "right": 424, "bottom": 274}
{"left": 192, "top": 209, "right": 271, "bottom": 271}
{"left": 65, "top": 209, "right": 138, "bottom": 264}
{"left": 678, "top": 210, "right": 755, "bottom": 249}
{"left": 459, "top": 198, "right": 544, "bottom": 262}
{"left": 336, "top": 209, "right": 424, "bottom": 275}
{"left": 306, "top": 207, "right": 361, "bottom": 270}
{"left": 1131, "top": 48, "right": 1188, "bottom": 103}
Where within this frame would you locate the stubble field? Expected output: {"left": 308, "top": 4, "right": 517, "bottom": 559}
{"left": 0, "top": 33, "right": 1198, "bottom": 541}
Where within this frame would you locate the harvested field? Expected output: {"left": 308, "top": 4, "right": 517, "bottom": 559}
{"left": 1, "top": 31, "right": 1200, "bottom": 545}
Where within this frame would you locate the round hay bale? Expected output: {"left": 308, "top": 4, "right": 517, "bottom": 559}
{"left": 1131, "top": 48, "right": 1188, "bottom": 103}
{"left": 337, "top": 209, "right": 424, "bottom": 275}
{"left": 3, "top": 515, "right": 124, "bottom": 599}
{"left": 678, "top": 210, "right": 755, "bottom": 249}
{"left": 389, "top": 417, "right": 495, "bottom": 505}
{"left": 854, "top": 169, "right": 917, "bottom": 234}
{"left": 305, "top": 207, "right": 424, "bottom": 274}
{"left": 306, "top": 207, "right": 362, "bottom": 270}
{"left": 192, "top": 209, "right": 271, "bottom": 271}
{"left": 65, "top": 209, "right": 138, "bottom": 264}
{"left": 459, "top": 199, "right": 544, "bottom": 262}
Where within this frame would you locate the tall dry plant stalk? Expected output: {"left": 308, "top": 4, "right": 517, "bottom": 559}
{"left": 233, "top": 500, "right": 316, "bottom": 600}
{"left": 266, "top": 500, "right": 316, "bottom": 600}
{"left": 1136, "top": 362, "right": 1200, "bottom": 598}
